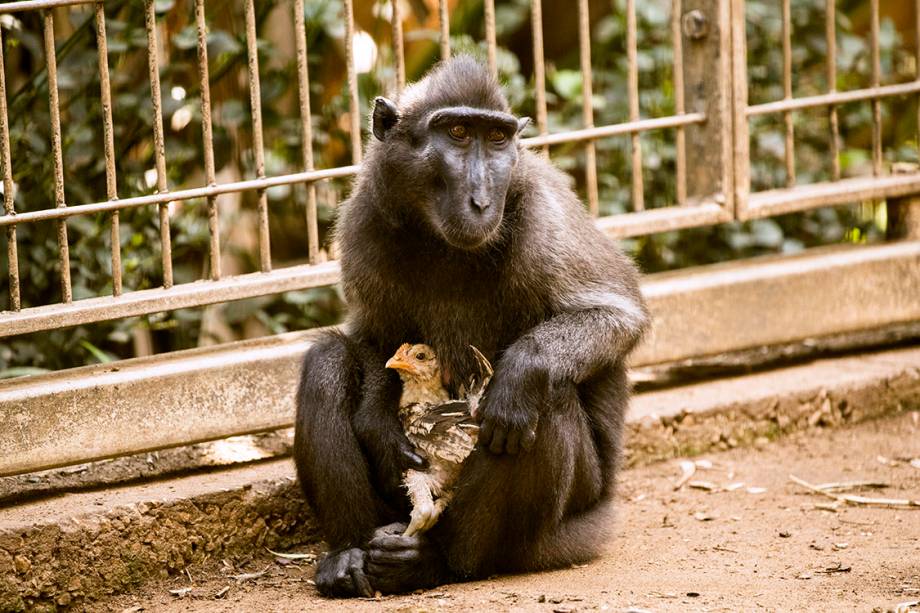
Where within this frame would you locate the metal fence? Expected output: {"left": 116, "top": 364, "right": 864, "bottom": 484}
{"left": 0, "top": 0, "right": 917, "bottom": 334}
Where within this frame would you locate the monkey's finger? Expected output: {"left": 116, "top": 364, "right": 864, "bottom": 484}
{"left": 368, "top": 548, "right": 420, "bottom": 565}
{"left": 368, "top": 533, "right": 418, "bottom": 551}
{"left": 488, "top": 425, "right": 507, "bottom": 454}
{"left": 349, "top": 565, "right": 373, "bottom": 597}
{"left": 505, "top": 428, "right": 521, "bottom": 455}
{"left": 479, "top": 418, "right": 494, "bottom": 448}
{"left": 520, "top": 427, "right": 538, "bottom": 451}
{"left": 401, "top": 448, "right": 428, "bottom": 470}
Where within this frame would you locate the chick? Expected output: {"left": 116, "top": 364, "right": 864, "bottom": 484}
{"left": 385, "top": 343, "right": 493, "bottom": 537}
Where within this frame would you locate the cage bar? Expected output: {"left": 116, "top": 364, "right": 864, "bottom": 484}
{"left": 343, "top": 0, "right": 362, "bottom": 164}
{"left": 94, "top": 1, "right": 122, "bottom": 297}
{"left": 245, "top": 0, "right": 271, "bottom": 272}
{"left": 0, "top": 29, "right": 19, "bottom": 311}
{"left": 626, "top": 0, "right": 644, "bottom": 211}
{"left": 0, "top": 166, "right": 360, "bottom": 228}
{"left": 439, "top": 0, "right": 450, "bottom": 60}
{"left": 869, "top": 0, "right": 881, "bottom": 177}
{"left": 144, "top": 0, "right": 173, "bottom": 288}
{"left": 531, "top": 0, "right": 549, "bottom": 156}
{"left": 577, "top": 0, "right": 598, "bottom": 217}
{"left": 730, "top": 0, "right": 751, "bottom": 216}
{"left": 391, "top": 0, "right": 406, "bottom": 92}
{"left": 195, "top": 0, "right": 221, "bottom": 280}
{"left": 0, "top": 0, "right": 91, "bottom": 14}
{"left": 672, "top": 0, "right": 687, "bottom": 204}
{"left": 484, "top": 0, "right": 497, "bottom": 79}
{"left": 43, "top": 11, "right": 72, "bottom": 303}
{"left": 747, "top": 81, "right": 920, "bottom": 116}
{"left": 825, "top": 0, "right": 840, "bottom": 180}
{"left": 781, "top": 0, "right": 795, "bottom": 186}
{"left": 293, "top": 0, "right": 320, "bottom": 264}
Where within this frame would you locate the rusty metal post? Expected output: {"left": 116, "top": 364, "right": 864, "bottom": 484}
{"left": 887, "top": 166, "right": 920, "bottom": 240}
{"left": 680, "top": 0, "right": 734, "bottom": 212}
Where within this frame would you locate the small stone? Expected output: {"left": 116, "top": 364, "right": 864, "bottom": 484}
{"left": 538, "top": 595, "right": 546, "bottom": 603}
{"left": 13, "top": 555, "right": 31, "bottom": 574}
{"left": 779, "top": 531, "right": 792, "bottom": 538}
{"left": 753, "top": 436, "right": 770, "bottom": 449}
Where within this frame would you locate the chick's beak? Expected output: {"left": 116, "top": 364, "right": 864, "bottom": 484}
{"left": 386, "top": 344, "right": 417, "bottom": 374}
{"left": 385, "top": 357, "right": 416, "bottom": 374}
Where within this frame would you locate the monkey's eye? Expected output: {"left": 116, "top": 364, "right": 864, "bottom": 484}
{"left": 487, "top": 128, "right": 507, "bottom": 144}
{"left": 448, "top": 124, "right": 469, "bottom": 140}
{"left": 415, "top": 352, "right": 427, "bottom": 361}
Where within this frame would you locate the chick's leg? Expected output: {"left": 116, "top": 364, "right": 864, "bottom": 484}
{"left": 403, "top": 469, "right": 436, "bottom": 537}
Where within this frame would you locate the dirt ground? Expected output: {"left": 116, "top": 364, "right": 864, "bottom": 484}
{"left": 104, "top": 411, "right": 920, "bottom": 613}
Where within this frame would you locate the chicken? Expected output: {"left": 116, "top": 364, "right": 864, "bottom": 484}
{"left": 385, "top": 343, "right": 493, "bottom": 537}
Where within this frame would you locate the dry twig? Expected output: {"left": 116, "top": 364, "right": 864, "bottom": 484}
{"left": 789, "top": 475, "right": 920, "bottom": 509}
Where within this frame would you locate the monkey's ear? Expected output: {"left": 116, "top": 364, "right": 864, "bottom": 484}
{"left": 373, "top": 97, "right": 399, "bottom": 141}
{"left": 516, "top": 117, "right": 532, "bottom": 135}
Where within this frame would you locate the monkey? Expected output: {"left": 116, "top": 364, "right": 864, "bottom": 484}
{"left": 294, "top": 55, "right": 649, "bottom": 598}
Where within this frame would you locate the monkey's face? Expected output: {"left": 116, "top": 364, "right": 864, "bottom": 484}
{"left": 423, "top": 107, "right": 525, "bottom": 250}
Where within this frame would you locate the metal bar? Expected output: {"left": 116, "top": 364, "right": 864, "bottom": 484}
{"left": 439, "top": 0, "right": 450, "bottom": 60}
{"left": 521, "top": 116, "right": 708, "bottom": 149}
{"left": 5, "top": 241, "right": 919, "bottom": 477}
{"left": 626, "top": 0, "right": 644, "bottom": 210}
{"left": 343, "top": 0, "right": 362, "bottom": 164}
{"left": 43, "top": 10, "right": 72, "bottom": 304}
{"left": 0, "top": 0, "right": 91, "bottom": 14}
{"left": 245, "top": 0, "right": 271, "bottom": 272}
{"left": 672, "top": 0, "right": 687, "bottom": 205}
{"left": 577, "top": 0, "right": 598, "bottom": 216}
{"left": 745, "top": 173, "right": 920, "bottom": 220}
{"left": 484, "top": 0, "right": 497, "bottom": 79}
{"left": 746, "top": 81, "right": 920, "bottom": 116}
{"left": 730, "top": 0, "right": 750, "bottom": 218}
{"left": 391, "top": 0, "right": 406, "bottom": 92}
{"left": 0, "top": 262, "right": 342, "bottom": 338}
{"left": 0, "top": 166, "right": 360, "bottom": 228}
{"left": 94, "top": 1, "right": 121, "bottom": 297}
{"left": 144, "top": 0, "right": 173, "bottom": 288}
{"left": 195, "top": 0, "right": 220, "bottom": 280}
{"left": 293, "top": 0, "right": 319, "bottom": 264}
{"left": 0, "top": 29, "right": 20, "bottom": 312}
{"left": 596, "top": 201, "right": 731, "bottom": 239}
{"left": 826, "top": 0, "right": 840, "bottom": 180}
{"left": 531, "top": 0, "right": 549, "bottom": 156}
{"left": 782, "top": 0, "right": 795, "bottom": 186}
{"left": 869, "top": 0, "right": 881, "bottom": 176}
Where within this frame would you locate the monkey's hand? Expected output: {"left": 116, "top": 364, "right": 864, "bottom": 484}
{"left": 314, "top": 547, "right": 373, "bottom": 598}
{"left": 366, "top": 522, "right": 447, "bottom": 594}
{"left": 475, "top": 348, "right": 548, "bottom": 455}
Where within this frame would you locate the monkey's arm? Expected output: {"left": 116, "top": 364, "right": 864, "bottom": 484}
{"left": 350, "top": 341, "right": 429, "bottom": 501}
{"left": 478, "top": 286, "right": 648, "bottom": 455}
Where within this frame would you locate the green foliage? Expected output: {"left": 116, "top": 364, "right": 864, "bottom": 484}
{"left": 0, "top": 0, "right": 912, "bottom": 374}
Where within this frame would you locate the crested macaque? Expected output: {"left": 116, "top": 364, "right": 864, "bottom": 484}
{"left": 294, "top": 56, "right": 649, "bottom": 598}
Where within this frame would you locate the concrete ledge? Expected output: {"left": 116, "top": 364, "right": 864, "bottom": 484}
{"left": 3, "top": 241, "right": 919, "bottom": 478}
{"left": 2, "top": 346, "right": 918, "bottom": 610}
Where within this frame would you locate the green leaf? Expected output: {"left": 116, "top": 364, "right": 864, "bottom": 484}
{"left": 80, "top": 340, "right": 116, "bottom": 364}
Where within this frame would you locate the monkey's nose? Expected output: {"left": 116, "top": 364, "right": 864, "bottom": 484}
{"left": 470, "top": 196, "right": 489, "bottom": 211}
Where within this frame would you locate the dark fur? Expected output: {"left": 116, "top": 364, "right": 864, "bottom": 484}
{"left": 294, "top": 56, "right": 649, "bottom": 597}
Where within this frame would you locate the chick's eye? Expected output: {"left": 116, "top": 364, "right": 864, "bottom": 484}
{"left": 415, "top": 352, "right": 427, "bottom": 361}
{"left": 448, "top": 124, "right": 468, "bottom": 140}
{"left": 488, "top": 128, "right": 506, "bottom": 143}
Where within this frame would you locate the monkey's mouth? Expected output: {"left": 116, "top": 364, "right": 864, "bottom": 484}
{"left": 436, "top": 214, "right": 502, "bottom": 251}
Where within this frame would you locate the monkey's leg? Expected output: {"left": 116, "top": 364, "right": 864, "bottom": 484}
{"left": 437, "top": 365, "right": 627, "bottom": 577}
{"left": 403, "top": 469, "right": 437, "bottom": 537}
{"left": 294, "top": 332, "right": 382, "bottom": 597}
